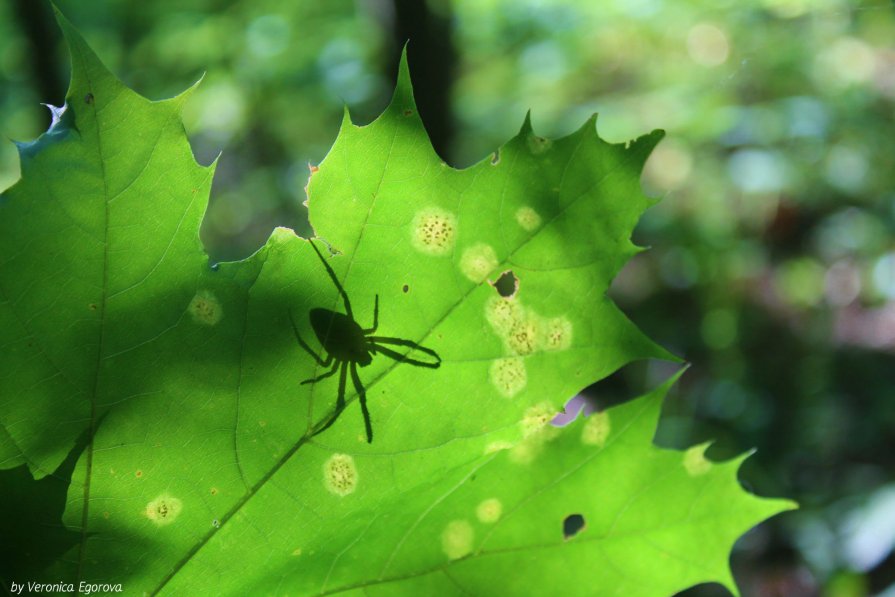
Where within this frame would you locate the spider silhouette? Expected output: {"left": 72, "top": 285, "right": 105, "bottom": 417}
{"left": 290, "top": 239, "right": 441, "bottom": 443}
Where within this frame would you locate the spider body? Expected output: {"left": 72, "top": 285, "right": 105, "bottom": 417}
{"left": 309, "top": 308, "right": 373, "bottom": 366}
{"left": 291, "top": 239, "right": 441, "bottom": 443}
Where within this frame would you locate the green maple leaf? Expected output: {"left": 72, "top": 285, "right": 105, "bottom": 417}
{"left": 0, "top": 11, "right": 793, "bottom": 596}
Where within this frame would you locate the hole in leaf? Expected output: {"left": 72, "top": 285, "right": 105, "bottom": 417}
{"left": 563, "top": 513, "right": 586, "bottom": 539}
{"left": 402, "top": 284, "right": 409, "bottom": 293}
{"left": 491, "top": 270, "right": 518, "bottom": 298}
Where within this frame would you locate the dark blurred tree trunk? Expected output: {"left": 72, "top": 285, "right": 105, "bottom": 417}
{"left": 386, "top": 0, "right": 457, "bottom": 161}
{"left": 11, "top": 0, "right": 65, "bottom": 125}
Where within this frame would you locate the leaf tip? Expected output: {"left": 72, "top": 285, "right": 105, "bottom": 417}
{"left": 389, "top": 42, "right": 418, "bottom": 116}
{"left": 53, "top": 5, "right": 123, "bottom": 107}
{"left": 584, "top": 112, "right": 599, "bottom": 131}
{"left": 179, "top": 72, "right": 207, "bottom": 100}
{"left": 341, "top": 105, "right": 354, "bottom": 127}
{"left": 519, "top": 110, "right": 534, "bottom": 135}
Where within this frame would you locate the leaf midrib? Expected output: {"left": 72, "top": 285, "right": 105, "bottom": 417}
{"left": 72, "top": 37, "right": 108, "bottom": 584}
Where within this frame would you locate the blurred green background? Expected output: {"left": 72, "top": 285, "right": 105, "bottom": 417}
{"left": 2, "top": 0, "right": 894, "bottom": 595}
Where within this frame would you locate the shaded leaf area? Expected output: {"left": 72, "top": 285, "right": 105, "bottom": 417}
{"left": 1, "top": 421, "right": 88, "bottom": 583}
{"left": 0, "top": 11, "right": 790, "bottom": 596}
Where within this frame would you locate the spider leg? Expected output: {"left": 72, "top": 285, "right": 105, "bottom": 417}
{"left": 301, "top": 359, "right": 340, "bottom": 385}
{"left": 309, "top": 239, "right": 353, "bottom": 318}
{"left": 289, "top": 310, "right": 331, "bottom": 366}
{"left": 312, "top": 361, "right": 348, "bottom": 438}
{"left": 350, "top": 361, "right": 373, "bottom": 443}
{"left": 362, "top": 294, "right": 379, "bottom": 334}
{"left": 369, "top": 336, "right": 441, "bottom": 368}
{"left": 371, "top": 342, "right": 441, "bottom": 369}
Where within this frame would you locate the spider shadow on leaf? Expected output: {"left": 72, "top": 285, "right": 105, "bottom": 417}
{"left": 289, "top": 239, "right": 441, "bottom": 443}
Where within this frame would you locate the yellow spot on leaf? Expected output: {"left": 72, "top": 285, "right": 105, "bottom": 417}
{"left": 527, "top": 135, "right": 553, "bottom": 155}
{"left": 544, "top": 317, "right": 573, "bottom": 351}
{"left": 476, "top": 498, "right": 503, "bottom": 524}
{"left": 324, "top": 453, "right": 358, "bottom": 496}
{"left": 188, "top": 290, "right": 222, "bottom": 326}
{"left": 581, "top": 411, "right": 611, "bottom": 447}
{"left": 460, "top": 243, "right": 499, "bottom": 283}
{"left": 484, "top": 441, "right": 513, "bottom": 455}
{"left": 683, "top": 444, "right": 713, "bottom": 476}
{"left": 515, "top": 206, "right": 542, "bottom": 231}
{"left": 411, "top": 207, "right": 457, "bottom": 255}
{"left": 441, "top": 520, "right": 474, "bottom": 560}
{"left": 485, "top": 296, "right": 524, "bottom": 334}
{"left": 490, "top": 357, "right": 527, "bottom": 398}
{"left": 507, "top": 317, "right": 540, "bottom": 356}
{"left": 145, "top": 494, "right": 182, "bottom": 526}
{"left": 521, "top": 402, "right": 559, "bottom": 439}
{"left": 509, "top": 439, "right": 542, "bottom": 465}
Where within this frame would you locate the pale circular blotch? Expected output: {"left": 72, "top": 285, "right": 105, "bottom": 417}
{"left": 442, "top": 520, "right": 474, "bottom": 560}
{"left": 507, "top": 317, "right": 540, "bottom": 356}
{"left": 485, "top": 296, "right": 524, "bottom": 334}
{"left": 460, "top": 243, "right": 499, "bottom": 283}
{"left": 476, "top": 498, "right": 503, "bottom": 524}
{"left": 490, "top": 357, "right": 527, "bottom": 398}
{"left": 484, "top": 440, "right": 513, "bottom": 455}
{"left": 188, "top": 290, "right": 222, "bottom": 326}
{"left": 324, "top": 453, "right": 358, "bottom": 496}
{"left": 145, "top": 494, "right": 183, "bottom": 526}
{"left": 581, "top": 411, "right": 611, "bottom": 447}
{"left": 544, "top": 317, "right": 573, "bottom": 351}
{"left": 411, "top": 207, "right": 457, "bottom": 256}
{"left": 527, "top": 135, "right": 553, "bottom": 155}
{"left": 521, "top": 402, "right": 558, "bottom": 438}
{"left": 683, "top": 445, "right": 712, "bottom": 476}
{"left": 515, "top": 207, "right": 542, "bottom": 231}
{"left": 509, "top": 439, "right": 542, "bottom": 465}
